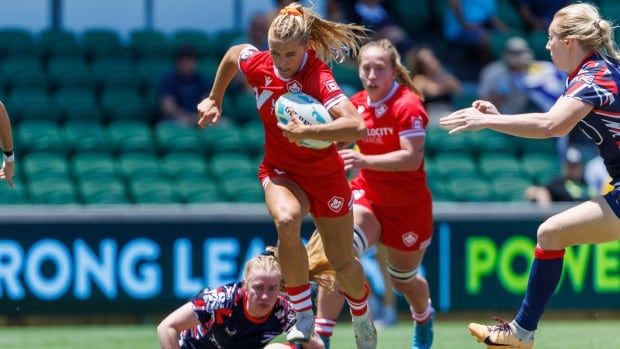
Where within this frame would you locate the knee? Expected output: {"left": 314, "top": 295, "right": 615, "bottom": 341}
{"left": 273, "top": 212, "right": 302, "bottom": 241}
{"left": 328, "top": 255, "right": 356, "bottom": 275}
{"left": 536, "top": 218, "right": 563, "bottom": 250}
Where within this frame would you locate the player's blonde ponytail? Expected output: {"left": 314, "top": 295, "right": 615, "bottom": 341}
{"left": 269, "top": 2, "right": 369, "bottom": 64}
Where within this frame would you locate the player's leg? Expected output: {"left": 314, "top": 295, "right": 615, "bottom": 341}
{"left": 385, "top": 247, "right": 433, "bottom": 349}
{"left": 470, "top": 193, "right": 620, "bottom": 348}
{"left": 315, "top": 286, "right": 344, "bottom": 349}
{"left": 374, "top": 244, "right": 397, "bottom": 327}
{"left": 264, "top": 175, "right": 313, "bottom": 342}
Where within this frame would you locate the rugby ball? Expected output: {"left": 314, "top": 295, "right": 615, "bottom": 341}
{"left": 275, "top": 92, "right": 333, "bottom": 149}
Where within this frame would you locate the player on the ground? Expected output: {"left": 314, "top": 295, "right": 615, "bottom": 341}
{"left": 196, "top": 2, "right": 376, "bottom": 348}
{"left": 440, "top": 3, "right": 620, "bottom": 348}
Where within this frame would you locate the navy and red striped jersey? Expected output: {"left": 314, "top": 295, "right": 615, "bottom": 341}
{"left": 179, "top": 282, "right": 296, "bottom": 349}
{"left": 565, "top": 52, "right": 620, "bottom": 185}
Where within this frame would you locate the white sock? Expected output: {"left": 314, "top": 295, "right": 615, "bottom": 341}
{"left": 511, "top": 320, "right": 535, "bottom": 342}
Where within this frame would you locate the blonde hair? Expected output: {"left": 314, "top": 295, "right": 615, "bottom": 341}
{"left": 268, "top": 2, "right": 369, "bottom": 64}
{"left": 243, "top": 252, "right": 282, "bottom": 284}
{"left": 551, "top": 3, "right": 620, "bottom": 60}
{"left": 359, "top": 39, "right": 424, "bottom": 100}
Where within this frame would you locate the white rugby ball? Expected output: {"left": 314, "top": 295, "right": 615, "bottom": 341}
{"left": 275, "top": 92, "right": 333, "bottom": 149}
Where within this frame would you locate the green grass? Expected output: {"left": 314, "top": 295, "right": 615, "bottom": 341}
{"left": 0, "top": 319, "right": 618, "bottom": 349}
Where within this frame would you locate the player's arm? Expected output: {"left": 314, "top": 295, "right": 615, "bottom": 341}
{"left": 197, "top": 44, "right": 252, "bottom": 127}
{"left": 294, "top": 99, "right": 367, "bottom": 142}
{"left": 0, "top": 101, "right": 15, "bottom": 187}
{"left": 440, "top": 96, "right": 592, "bottom": 138}
{"left": 339, "top": 135, "right": 424, "bottom": 172}
{"left": 157, "top": 302, "right": 199, "bottom": 349}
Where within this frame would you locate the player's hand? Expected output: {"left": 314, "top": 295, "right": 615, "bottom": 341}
{"left": 338, "top": 148, "right": 367, "bottom": 170}
{"left": 197, "top": 98, "right": 221, "bottom": 128}
{"left": 277, "top": 110, "right": 311, "bottom": 144}
{"left": 472, "top": 100, "right": 499, "bottom": 115}
{"left": 439, "top": 107, "right": 489, "bottom": 134}
{"left": 0, "top": 160, "right": 14, "bottom": 188}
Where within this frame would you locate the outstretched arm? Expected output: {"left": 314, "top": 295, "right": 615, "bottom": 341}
{"left": 0, "top": 101, "right": 14, "bottom": 187}
{"left": 157, "top": 303, "right": 199, "bottom": 349}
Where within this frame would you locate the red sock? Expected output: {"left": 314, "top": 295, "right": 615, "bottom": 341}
{"left": 287, "top": 284, "right": 313, "bottom": 313}
{"left": 315, "top": 318, "right": 336, "bottom": 337}
{"left": 344, "top": 284, "right": 369, "bottom": 317}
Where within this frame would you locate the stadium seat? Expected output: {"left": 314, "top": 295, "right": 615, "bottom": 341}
{"left": 1, "top": 56, "right": 44, "bottom": 91}
{"left": 16, "top": 121, "right": 65, "bottom": 154}
{"left": 129, "top": 29, "right": 171, "bottom": 59}
{"left": 37, "top": 29, "right": 83, "bottom": 59}
{"left": 220, "top": 177, "right": 264, "bottom": 202}
{"left": 496, "top": 0, "right": 524, "bottom": 32}
{"left": 210, "top": 30, "right": 243, "bottom": 59}
{"left": 427, "top": 177, "right": 452, "bottom": 202}
{"left": 79, "top": 177, "right": 129, "bottom": 204}
{"left": 91, "top": 57, "right": 134, "bottom": 87}
{"left": 209, "top": 152, "right": 255, "bottom": 180}
{"left": 432, "top": 153, "right": 478, "bottom": 180}
{"left": 199, "top": 124, "right": 245, "bottom": 155}
{"left": 0, "top": 28, "right": 36, "bottom": 57}
{"left": 27, "top": 178, "right": 78, "bottom": 204}
{"left": 171, "top": 29, "right": 211, "bottom": 56}
{"left": 426, "top": 126, "right": 472, "bottom": 156}
{"left": 117, "top": 152, "right": 162, "bottom": 178}
{"left": 22, "top": 152, "right": 69, "bottom": 181}
{"left": 136, "top": 57, "right": 172, "bottom": 91}
{"left": 11, "top": 93, "right": 57, "bottom": 124}
{"left": 81, "top": 28, "right": 125, "bottom": 59}
{"left": 199, "top": 57, "right": 219, "bottom": 83}
{"left": 176, "top": 179, "right": 225, "bottom": 203}
{"left": 491, "top": 176, "right": 532, "bottom": 202}
{"left": 332, "top": 63, "right": 363, "bottom": 91}
{"left": 106, "top": 120, "right": 154, "bottom": 154}
{"left": 517, "top": 138, "right": 557, "bottom": 156}
{"left": 386, "top": 0, "right": 431, "bottom": 35}
{"left": 227, "top": 91, "right": 258, "bottom": 124}
{"left": 128, "top": 177, "right": 179, "bottom": 204}
{"left": 162, "top": 152, "right": 209, "bottom": 180}
{"left": 63, "top": 121, "right": 107, "bottom": 153}
{"left": 469, "top": 130, "right": 518, "bottom": 156}
{"left": 100, "top": 87, "right": 147, "bottom": 122}
{"left": 0, "top": 181, "right": 28, "bottom": 204}
{"left": 53, "top": 88, "right": 98, "bottom": 122}
{"left": 527, "top": 31, "right": 550, "bottom": 60}
{"left": 72, "top": 152, "right": 118, "bottom": 181}
{"left": 242, "top": 120, "right": 265, "bottom": 156}
{"left": 47, "top": 56, "right": 95, "bottom": 90}
{"left": 478, "top": 153, "right": 522, "bottom": 178}
{"left": 448, "top": 177, "right": 494, "bottom": 202}
{"left": 154, "top": 123, "right": 201, "bottom": 153}
{"left": 520, "top": 153, "right": 561, "bottom": 185}
{"left": 9, "top": 68, "right": 48, "bottom": 91}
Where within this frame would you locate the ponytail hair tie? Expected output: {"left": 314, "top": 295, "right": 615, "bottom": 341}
{"left": 279, "top": 7, "right": 303, "bottom": 16}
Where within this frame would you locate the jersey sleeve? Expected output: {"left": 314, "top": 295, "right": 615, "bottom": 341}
{"left": 277, "top": 297, "right": 297, "bottom": 332}
{"left": 237, "top": 45, "right": 261, "bottom": 76}
{"left": 396, "top": 95, "right": 429, "bottom": 138}
{"left": 305, "top": 60, "right": 348, "bottom": 111}
{"left": 190, "top": 284, "right": 235, "bottom": 324}
{"left": 565, "top": 60, "right": 619, "bottom": 108}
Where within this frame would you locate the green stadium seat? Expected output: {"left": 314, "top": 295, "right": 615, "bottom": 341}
{"left": 432, "top": 153, "right": 478, "bottom": 179}
{"left": 0, "top": 28, "right": 36, "bottom": 57}
{"left": 496, "top": 0, "right": 524, "bottom": 32}
{"left": 12, "top": 94, "right": 57, "bottom": 124}
{"left": 177, "top": 179, "right": 225, "bottom": 203}
{"left": 154, "top": 123, "right": 201, "bottom": 153}
{"left": 427, "top": 177, "right": 452, "bottom": 202}
{"left": 387, "top": 0, "right": 431, "bottom": 35}
{"left": 91, "top": 57, "right": 134, "bottom": 86}
{"left": 210, "top": 30, "right": 242, "bottom": 59}
{"left": 79, "top": 178, "right": 129, "bottom": 204}
{"left": 478, "top": 153, "right": 522, "bottom": 178}
{"left": 117, "top": 152, "right": 162, "bottom": 178}
{"left": 220, "top": 177, "right": 263, "bottom": 202}
{"left": 53, "top": 88, "right": 97, "bottom": 122}
{"left": 171, "top": 29, "right": 211, "bottom": 56}
{"left": 9, "top": 69, "right": 48, "bottom": 91}
{"left": 106, "top": 120, "right": 154, "bottom": 154}
{"left": 491, "top": 176, "right": 532, "bottom": 202}
{"left": 27, "top": 178, "right": 78, "bottom": 204}
{"left": 63, "top": 121, "right": 107, "bottom": 153}
{"left": 426, "top": 126, "right": 472, "bottom": 156}
{"left": 0, "top": 181, "right": 28, "bottom": 204}
{"left": 100, "top": 88, "right": 148, "bottom": 122}
{"left": 332, "top": 63, "right": 363, "bottom": 91}
{"left": 129, "top": 177, "right": 179, "bottom": 204}
{"left": 517, "top": 138, "right": 557, "bottom": 157}
{"left": 469, "top": 130, "right": 519, "bottom": 156}
{"left": 48, "top": 56, "right": 94, "bottom": 90}
{"left": 227, "top": 91, "right": 258, "bottom": 124}
{"left": 81, "top": 29, "right": 125, "bottom": 59}
{"left": 242, "top": 120, "right": 265, "bottom": 156}
{"left": 129, "top": 29, "right": 171, "bottom": 58}
{"left": 448, "top": 177, "right": 494, "bottom": 202}
{"left": 37, "top": 30, "right": 83, "bottom": 59}
{"left": 490, "top": 32, "right": 524, "bottom": 60}
{"left": 199, "top": 124, "right": 245, "bottom": 155}
{"left": 22, "top": 152, "right": 69, "bottom": 181}
{"left": 199, "top": 57, "right": 219, "bottom": 83}
{"left": 17, "top": 121, "right": 65, "bottom": 154}
{"left": 136, "top": 57, "right": 172, "bottom": 90}
{"left": 521, "top": 153, "right": 561, "bottom": 185}
{"left": 162, "top": 152, "right": 209, "bottom": 180}
{"left": 1, "top": 56, "right": 43, "bottom": 90}
{"left": 209, "top": 152, "right": 255, "bottom": 180}
{"left": 527, "top": 31, "right": 550, "bottom": 61}
{"left": 72, "top": 152, "right": 118, "bottom": 180}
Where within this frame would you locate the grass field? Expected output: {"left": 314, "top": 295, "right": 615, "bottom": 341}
{"left": 1, "top": 319, "right": 618, "bottom": 349}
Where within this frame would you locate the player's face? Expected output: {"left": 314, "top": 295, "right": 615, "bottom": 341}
{"left": 546, "top": 22, "right": 570, "bottom": 72}
{"left": 359, "top": 46, "right": 397, "bottom": 102}
{"left": 245, "top": 270, "right": 281, "bottom": 318}
{"left": 268, "top": 38, "right": 306, "bottom": 79}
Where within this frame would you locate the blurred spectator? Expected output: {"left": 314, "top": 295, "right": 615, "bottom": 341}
{"left": 585, "top": 155, "right": 612, "bottom": 195}
{"left": 443, "top": 0, "right": 508, "bottom": 65}
{"left": 408, "top": 46, "right": 462, "bottom": 121}
{"left": 351, "top": 0, "right": 413, "bottom": 55}
{"left": 246, "top": 12, "right": 270, "bottom": 51}
{"left": 517, "top": 0, "right": 571, "bottom": 32}
{"left": 157, "top": 45, "right": 211, "bottom": 126}
{"left": 478, "top": 37, "right": 564, "bottom": 114}
{"left": 525, "top": 147, "right": 595, "bottom": 206}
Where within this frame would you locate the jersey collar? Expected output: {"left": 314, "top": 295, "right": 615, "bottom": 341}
{"left": 568, "top": 51, "right": 597, "bottom": 81}
{"left": 367, "top": 82, "right": 399, "bottom": 107}
{"left": 273, "top": 52, "right": 309, "bottom": 82}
